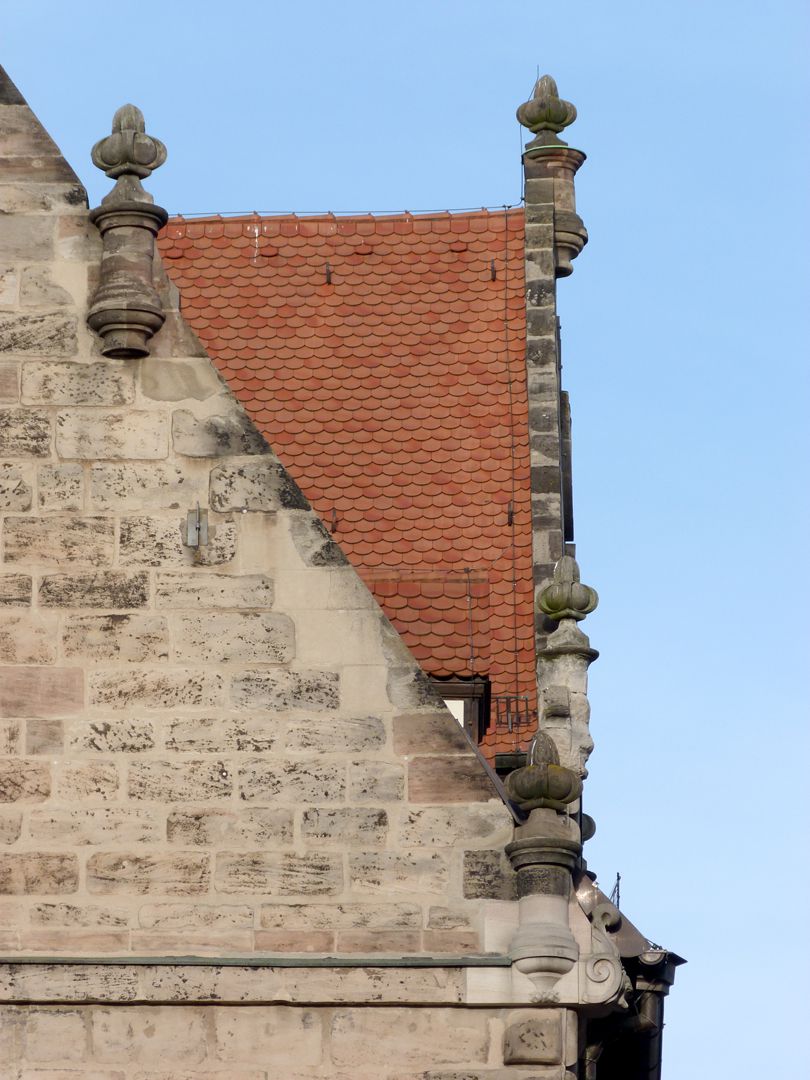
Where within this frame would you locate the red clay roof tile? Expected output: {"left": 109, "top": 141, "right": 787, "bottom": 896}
{"left": 160, "top": 208, "right": 535, "bottom": 757}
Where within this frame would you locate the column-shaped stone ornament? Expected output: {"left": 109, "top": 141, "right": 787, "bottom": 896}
{"left": 505, "top": 732, "right": 583, "bottom": 995}
{"left": 518, "top": 76, "right": 587, "bottom": 663}
{"left": 87, "top": 105, "right": 168, "bottom": 357}
{"left": 538, "top": 555, "right": 599, "bottom": 781}
{"left": 517, "top": 76, "right": 587, "bottom": 277}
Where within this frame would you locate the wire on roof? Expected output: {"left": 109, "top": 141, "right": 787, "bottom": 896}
{"left": 172, "top": 203, "right": 524, "bottom": 220}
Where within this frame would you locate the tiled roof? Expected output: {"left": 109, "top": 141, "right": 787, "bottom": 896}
{"left": 159, "top": 209, "right": 535, "bottom": 755}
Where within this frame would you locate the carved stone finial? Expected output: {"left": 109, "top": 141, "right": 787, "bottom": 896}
{"left": 539, "top": 555, "right": 598, "bottom": 622}
{"left": 92, "top": 104, "right": 167, "bottom": 185}
{"left": 517, "top": 75, "right": 577, "bottom": 148}
{"left": 87, "top": 105, "right": 168, "bottom": 358}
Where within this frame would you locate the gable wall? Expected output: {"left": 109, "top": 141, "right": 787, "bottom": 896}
{"left": 0, "top": 95, "right": 515, "bottom": 962}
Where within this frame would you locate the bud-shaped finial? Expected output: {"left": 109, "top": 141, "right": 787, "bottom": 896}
{"left": 517, "top": 75, "right": 577, "bottom": 148}
{"left": 91, "top": 105, "right": 167, "bottom": 205}
{"left": 539, "top": 555, "right": 598, "bottom": 622}
{"left": 87, "top": 104, "right": 169, "bottom": 358}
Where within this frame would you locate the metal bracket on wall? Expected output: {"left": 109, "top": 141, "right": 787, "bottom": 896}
{"left": 185, "top": 504, "right": 208, "bottom": 548}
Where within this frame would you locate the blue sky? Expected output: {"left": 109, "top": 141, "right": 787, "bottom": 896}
{"left": 6, "top": 1, "right": 810, "bottom": 1074}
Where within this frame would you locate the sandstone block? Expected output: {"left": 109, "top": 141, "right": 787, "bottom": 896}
{"left": 0, "top": 853, "right": 78, "bottom": 894}
{"left": 18, "top": 928, "right": 130, "bottom": 953}
{"left": 0, "top": 462, "right": 32, "bottom": 509}
{"left": 39, "top": 571, "right": 149, "bottom": 609}
{"left": 19, "top": 265, "right": 73, "bottom": 307}
{"left": 56, "top": 411, "right": 168, "bottom": 459}
{"left": 25, "top": 717, "right": 63, "bottom": 754}
{"left": 462, "top": 851, "right": 516, "bottom": 901}
{"left": 393, "top": 712, "right": 470, "bottom": 755}
{"left": 349, "top": 760, "right": 405, "bottom": 802}
{"left": 213, "top": 1006, "right": 322, "bottom": 1066}
{"left": 285, "top": 714, "right": 385, "bottom": 754}
{"left": 166, "top": 715, "right": 278, "bottom": 754}
{"left": 129, "top": 760, "right": 233, "bottom": 802}
{"left": 259, "top": 901, "right": 420, "bottom": 931}
{"left": 128, "top": 929, "right": 254, "bottom": 955}
{"left": 172, "top": 408, "right": 266, "bottom": 457}
{"left": 301, "top": 807, "right": 388, "bottom": 847}
{"left": 137, "top": 903, "right": 253, "bottom": 930}
{"left": 209, "top": 458, "right": 308, "bottom": 512}
{"left": 88, "top": 669, "right": 223, "bottom": 710}
{"left": 62, "top": 614, "right": 168, "bottom": 662}
{"left": 173, "top": 611, "right": 293, "bottom": 664}
{"left": 0, "top": 363, "right": 18, "bottom": 402}
{"left": 87, "top": 853, "right": 210, "bottom": 896}
{"left": 287, "top": 511, "right": 348, "bottom": 567}
{"left": 54, "top": 761, "right": 119, "bottom": 802}
{"left": 120, "top": 515, "right": 236, "bottom": 568}
{"left": 66, "top": 718, "right": 156, "bottom": 753}
{"left": 28, "top": 807, "right": 162, "bottom": 845}
{"left": 238, "top": 758, "right": 345, "bottom": 803}
{"left": 0, "top": 214, "right": 56, "bottom": 258}
{"left": 215, "top": 851, "right": 343, "bottom": 896}
{"left": 167, "top": 807, "right": 293, "bottom": 846}
{"left": 0, "top": 667, "right": 83, "bottom": 717}
{"left": 503, "top": 1011, "right": 563, "bottom": 1065}
{"left": 426, "top": 906, "right": 474, "bottom": 930}
{"left": 348, "top": 852, "right": 449, "bottom": 897}
{"left": 387, "top": 667, "right": 443, "bottom": 711}
{"left": 0, "top": 719, "right": 20, "bottom": 754}
{"left": 0, "top": 269, "right": 17, "bottom": 306}
{"left": 31, "top": 903, "right": 130, "bottom": 928}
{"left": 253, "top": 929, "right": 335, "bottom": 952}
{"left": 0, "top": 574, "right": 31, "bottom": 607}
{"left": 90, "top": 463, "right": 203, "bottom": 511}
{"left": 335, "top": 930, "right": 421, "bottom": 953}
{"left": 0, "top": 409, "right": 50, "bottom": 456}
{"left": 0, "top": 612, "right": 56, "bottom": 663}
{"left": 21, "top": 361, "right": 134, "bottom": 405}
{"left": 3, "top": 516, "right": 114, "bottom": 567}
{"left": 231, "top": 669, "right": 339, "bottom": 711}
{"left": 421, "top": 930, "right": 481, "bottom": 954}
{"left": 21, "top": 1007, "right": 86, "bottom": 1062}
{"left": 394, "top": 806, "right": 511, "bottom": 848}
{"left": 38, "top": 463, "right": 83, "bottom": 510}
{"left": 0, "top": 814, "right": 21, "bottom": 844}
{"left": 133, "top": 1072, "right": 261, "bottom": 1080}
{"left": 92, "top": 1005, "right": 208, "bottom": 1064}
{"left": 0, "top": 311, "right": 76, "bottom": 355}
{"left": 141, "top": 356, "right": 224, "bottom": 401}
{"left": 408, "top": 756, "right": 495, "bottom": 803}
{"left": 155, "top": 572, "right": 274, "bottom": 610}
{"left": 330, "top": 1008, "right": 490, "bottom": 1068}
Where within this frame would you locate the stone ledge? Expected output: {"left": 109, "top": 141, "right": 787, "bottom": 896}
{"left": 0, "top": 957, "right": 510, "bottom": 1004}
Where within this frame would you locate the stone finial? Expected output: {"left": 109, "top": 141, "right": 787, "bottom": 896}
{"left": 87, "top": 105, "right": 168, "bottom": 358}
{"left": 517, "top": 75, "right": 577, "bottom": 148}
{"left": 538, "top": 555, "right": 598, "bottom": 622}
{"left": 91, "top": 105, "right": 166, "bottom": 199}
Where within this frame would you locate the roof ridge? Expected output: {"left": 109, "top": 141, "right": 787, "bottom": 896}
{"left": 170, "top": 206, "right": 524, "bottom": 224}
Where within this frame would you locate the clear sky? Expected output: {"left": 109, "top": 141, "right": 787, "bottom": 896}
{"left": 6, "top": 1, "right": 810, "bottom": 1074}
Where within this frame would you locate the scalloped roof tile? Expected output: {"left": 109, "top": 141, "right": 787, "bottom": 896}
{"left": 159, "top": 208, "right": 535, "bottom": 757}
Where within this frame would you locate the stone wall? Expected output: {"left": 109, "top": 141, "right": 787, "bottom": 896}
{"left": 0, "top": 73, "right": 514, "bottom": 963}
{"left": 0, "top": 1002, "right": 570, "bottom": 1079}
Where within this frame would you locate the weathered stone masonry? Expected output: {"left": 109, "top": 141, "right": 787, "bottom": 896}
{"left": 0, "top": 75, "right": 514, "bottom": 970}
{"left": 0, "top": 66, "right": 680, "bottom": 1078}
